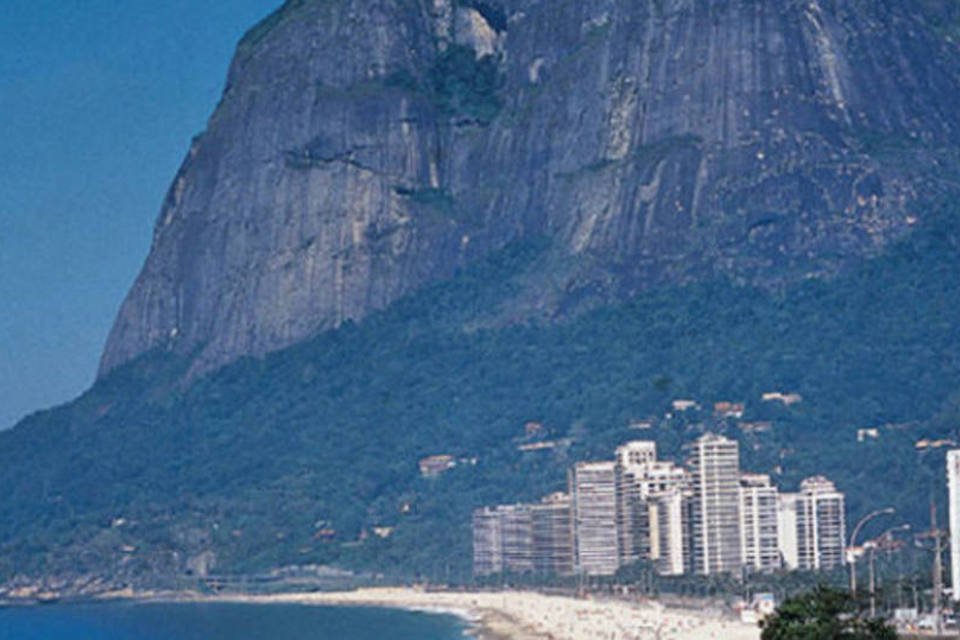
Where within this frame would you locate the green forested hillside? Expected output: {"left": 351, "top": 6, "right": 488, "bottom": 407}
{"left": 2, "top": 205, "right": 959, "bottom": 586}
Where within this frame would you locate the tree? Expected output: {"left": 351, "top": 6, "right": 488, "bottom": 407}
{"left": 760, "top": 586, "right": 897, "bottom": 640}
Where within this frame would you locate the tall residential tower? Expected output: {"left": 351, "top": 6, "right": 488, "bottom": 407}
{"left": 531, "top": 492, "right": 575, "bottom": 576}
{"left": 779, "top": 476, "right": 846, "bottom": 571}
{"left": 570, "top": 461, "right": 620, "bottom": 576}
{"left": 688, "top": 433, "right": 743, "bottom": 575}
{"left": 739, "top": 473, "right": 781, "bottom": 573}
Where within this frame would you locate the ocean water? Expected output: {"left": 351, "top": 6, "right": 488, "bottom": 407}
{"left": 0, "top": 602, "right": 468, "bottom": 640}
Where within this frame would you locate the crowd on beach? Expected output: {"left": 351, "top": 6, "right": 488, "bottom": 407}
{"left": 214, "top": 587, "right": 761, "bottom": 640}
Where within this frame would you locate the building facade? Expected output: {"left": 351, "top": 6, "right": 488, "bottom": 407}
{"left": 472, "top": 506, "right": 503, "bottom": 576}
{"left": 615, "top": 441, "right": 690, "bottom": 575}
{"left": 531, "top": 492, "right": 574, "bottom": 576}
{"left": 949, "top": 450, "right": 960, "bottom": 601}
{"left": 570, "top": 461, "right": 620, "bottom": 576}
{"left": 780, "top": 476, "right": 846, "bottom": 571}
{"left": 739, "top": 473, "right": 781, "bottom": 573}
{"left": 500, "top": 504, "right": 534, "bottom": 573}
{"left": 472, "top": 504, "right": 534, "bottom": 576}
{"left": 689, "top": 433, "right": 743, "bottom": 575}
{"left": 637, "top": 461, "right": 689, "bottom": 576}
{"left": 615, "top": 441, "right": 658, "bottom": 566}
{"left": 777, "top": 493, "right": 800, "bottom": 570}
{"left": 651, "top": 488, "right": 689, "bottom": 575}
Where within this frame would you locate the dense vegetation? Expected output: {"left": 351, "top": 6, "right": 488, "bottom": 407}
{"left": 427, "top": 43, "right": 503, "bottom": 122}
{"left": 1, "top": 205, "right": 959, "bottom": 587}
{"left": 760, "top": 586, "right": 897, "bottom": 640}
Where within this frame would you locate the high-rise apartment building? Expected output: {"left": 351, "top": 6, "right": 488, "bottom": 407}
{"left": 615, "top": 441, "right": 658, "bottom": 566}
{"left": 615, "top": 441, "right": 689, "bottom": 574}
{"left": 650, "top": 488, "right": 689, "bottom": 576}
{"left": 643, "top": 464, "right": 690, "bottom": 577}
{"left": 688, "top": 433, "right": 743, "bottom": 575}
{"left": 531, "top": 492, "right": 574, "bottom": 576}
{"left": 472, "top": 507, "right": 503, "bottom": 576}
{"left": 798, "top": 476, "right": 846, "bottom": 570}
{"left": 949, "top": 450, "right": 960, "bottom": 601}
{"left": 779, "top": 476, "right": 846, "bottom": 571}
{"left": 739, "top": 473, "right": 781, "bottom": 573}
{"left": 500, "top": 504, "right": 534, "bottom": 573}
{"left": 471, "top": 504, "right": 533, "bottom": 576}
{"left": 570, "top": 461, "right": 620, "bottom": 576}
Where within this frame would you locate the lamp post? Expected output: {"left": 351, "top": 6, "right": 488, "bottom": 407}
{"left": 848, "top": 507, "right": 895, "bottom": 597}
{"left": 868, "top": 523, "right": 911, "bottom": 618}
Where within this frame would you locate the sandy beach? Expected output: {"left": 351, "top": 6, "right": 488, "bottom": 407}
{"left": 195, "top": 588, "right": 761, "bottom": 640}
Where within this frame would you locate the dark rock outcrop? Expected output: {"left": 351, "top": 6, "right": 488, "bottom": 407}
{"left": 100, "top": 0, "right": 960, "bottom": 378}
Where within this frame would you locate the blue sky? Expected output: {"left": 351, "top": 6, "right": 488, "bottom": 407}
{"left": 0, "top": 0, "right": 281, "bottom": 429}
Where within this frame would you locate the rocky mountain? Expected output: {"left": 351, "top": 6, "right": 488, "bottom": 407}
{"left": 5, "top": 0, "right": 960, "bottom": 593}
{"left": 100, "top": 0, "right": 960, "bottom": 379}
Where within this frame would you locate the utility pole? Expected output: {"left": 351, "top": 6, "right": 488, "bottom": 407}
{"left": 917, "top": 499, "right": 946, "bottom": 636}
{"left": 897, "top": 540, "right": 905, "bottom": 610}
{"left": 865, "top": 524, "right": 910, "bottom": 620}
{"left": 933, "top": 502, "right": 944, "bottom": 638}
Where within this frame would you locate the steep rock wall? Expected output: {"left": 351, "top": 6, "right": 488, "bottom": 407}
{"left": 100, "top": 0, "right": 960, "bottom": 377}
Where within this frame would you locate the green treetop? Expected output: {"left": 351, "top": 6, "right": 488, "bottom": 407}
{"left": 760, "top": 586, "right": 897, "bottom": 640}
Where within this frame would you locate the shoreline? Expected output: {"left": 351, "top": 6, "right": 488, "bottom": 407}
{"left": 150, "top": 587, "right": 761, "bottom": 640}
{"left": 1, "top": 586, "right": 762, "bottom": 639}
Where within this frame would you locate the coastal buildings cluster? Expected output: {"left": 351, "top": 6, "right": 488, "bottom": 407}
{"left": 473, "top": 433, "right": 846, "bottom": 579}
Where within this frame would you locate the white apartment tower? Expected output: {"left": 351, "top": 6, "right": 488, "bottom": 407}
{"left": 739, "top": 473, "right": 781, "bottom": 573}
{"left": 499, "top": 504, "right": 534, "bottom": 573}
{"left": 471, "top": 504, "right": 533, "bottom": 576}
{"left": 947, "top": 450, "right": 960, "bottom": 600}
{"left": 639, "top": 465, "right": 689, "bottom": 576}
{"left": 689, "top": 433, "right": 743, "bottom": 575}
{"left": 779, "top": 476, "right": 846, "bottom": 571}
{"left": 651, "top": 487, "right": 689, "bottom": 576}
{"left": 570, "top": 461, "right": 620, "bottom": 576}
{"left": 615, "top": 441, "right": 658, "bottom": 566}
{"left": 798, "top": 476, "right": 846, "bottom": 570}
{"left": 615, "top": 441, "right": 690, "bottom": 575}
{"left": 472, "top": 507, "right": 503, "bottom": 576}
{"left": 531, "top": 492, "right": 575, "bottom": 576}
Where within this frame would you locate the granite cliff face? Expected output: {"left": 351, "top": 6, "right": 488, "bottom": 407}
{"left": 100, "top": 0, "right": 960, "bottom": 378}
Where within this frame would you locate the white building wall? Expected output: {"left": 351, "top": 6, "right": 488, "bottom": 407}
{"left": 570, "top": 461, "right": 620, "bottom": 576}
{"left": 531, "top": 492, "right": 574, "bottom": 576}
{"left": 689, "top": 434, "right": 743, "bottom": 575}
{"left": 472, "top": 507, "right": 503, "bottom": 576}
{"left": 656, "top": 490, "right": 687, "bottom": 576}
{"left": 778, "top": 494, "right": 800, "bottom": 570}
{"left": 798, "top": 476, "right": 846, "bottom": 570}
{"left": 616, "top": 441, "right": 657, "bottom": 468}
{"left": 615, "top": 441, "right": 659, "bottom": 566}
{"left": 781, "top": 477, "right": 845, "bottom": 572}
{"left": 500, "top": 504, "right": 534, "bottom": 573}
{"left": 948, "top": 450, "right": 960, "bottom": 601}
{"left": 740, "top": 474, "right": 781, "bottom": 572}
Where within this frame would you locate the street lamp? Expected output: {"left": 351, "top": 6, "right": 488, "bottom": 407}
{"left": 848, "top": 507, "right": 895, "bottom": 596}
{"left": 867, "top": 523, "right": 911, "bottom": 618}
